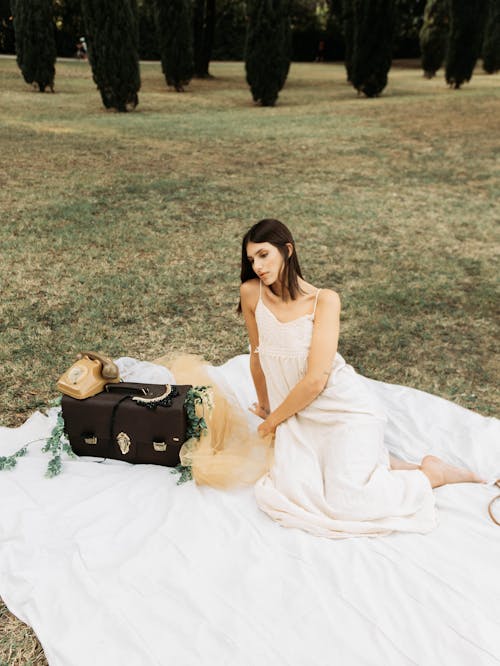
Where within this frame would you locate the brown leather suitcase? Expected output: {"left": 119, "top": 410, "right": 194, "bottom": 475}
{"left": 61, "top": 382, "right": 192, "bottom": 467}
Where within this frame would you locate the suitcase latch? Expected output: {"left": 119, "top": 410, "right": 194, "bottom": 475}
{"left": 84, "top": 436, "right": 98, "bottom": 445}
{"left": 117, "top": 432, "right": 131, "bottom": 455}
{"left": 153, "top": 441, "right": 167, "bottom": 452}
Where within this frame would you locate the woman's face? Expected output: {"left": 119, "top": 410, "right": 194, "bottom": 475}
{"left": 246, "top": 241, "right": 286, "bottom": 286}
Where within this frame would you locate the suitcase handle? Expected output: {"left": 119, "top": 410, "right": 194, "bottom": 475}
{"left": 105, "top": 383, "right": 148, "bottom": 396}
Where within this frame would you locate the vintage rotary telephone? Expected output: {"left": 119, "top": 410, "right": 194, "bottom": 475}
{"left": 57, "top": 351, "right": 120, "bottom": 399}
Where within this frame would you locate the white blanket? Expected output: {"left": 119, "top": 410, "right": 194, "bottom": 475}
{"left": 1, "top": 355, "right": 499, "bottom": 666}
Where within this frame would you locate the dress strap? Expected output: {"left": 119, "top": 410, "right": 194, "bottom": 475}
{"left": 312, "top": 289, "right": 321, "bottom": 317}
{"left": 254, "top": 280, "right": 262, "bottom": 355}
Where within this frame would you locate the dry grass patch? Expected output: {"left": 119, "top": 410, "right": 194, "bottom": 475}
{"left": 0, "top": 603, "right": 47, "bottom": 665}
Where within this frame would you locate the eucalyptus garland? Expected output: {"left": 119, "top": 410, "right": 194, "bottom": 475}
{"left": 0, "top": 445, "right": 29, "bottom": 471}
{"left": 170, "top": 462, "right": 194, "bottom": 484}
{"left": 41, "top": 397, "right": 77, "bottom": 478}
{"left": 0, "top": 396, "right": 75, "bottom": 477}
{"left": 170, "top": 386, "right": 213, "bottom": 485}
{"left": 185, "top": 386, "right": 212, "bottom": 440}
{"left": 1, "top": 386, "right": 213, "bottom": 485}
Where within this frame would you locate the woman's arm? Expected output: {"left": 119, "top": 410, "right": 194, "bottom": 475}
{"left": 258, "top": 289, "right": 341, "bottom": 437}
{"left": 240, "top": 280, "right": 271, "bottom": 415}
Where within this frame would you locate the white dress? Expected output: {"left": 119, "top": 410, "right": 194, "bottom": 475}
{"left": 253, "top": 287, "right": 438, "bottom": 538}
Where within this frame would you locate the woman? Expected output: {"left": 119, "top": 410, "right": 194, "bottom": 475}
{"left": 239, "top": 218, "right": 484, "bottom": 538}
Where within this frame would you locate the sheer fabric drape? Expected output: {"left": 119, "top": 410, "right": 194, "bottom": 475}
{"left": 154, "top": 353, "right": 274, "bottom": 489}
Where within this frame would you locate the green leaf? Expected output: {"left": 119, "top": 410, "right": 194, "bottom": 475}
{"left": 0, "top": 446, "right": 28, "bottom": 471}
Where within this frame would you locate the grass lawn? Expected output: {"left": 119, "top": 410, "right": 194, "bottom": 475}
{"left": 0, "top": 56, "right": 499, "bottom": 664}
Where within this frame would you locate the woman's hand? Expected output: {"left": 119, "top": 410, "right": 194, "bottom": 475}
{"left": 249, "top": 403, "right": 275, "bottom": 437}
{"left": 257, "top": 417, "right": 277, "bottom": 438}
{"left": 249, "top": 402, "right": 270, "bottom": 419}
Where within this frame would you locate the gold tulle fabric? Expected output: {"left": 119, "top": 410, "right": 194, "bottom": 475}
{"left": 153, "top": 353, "right": 274, "bottom": 489}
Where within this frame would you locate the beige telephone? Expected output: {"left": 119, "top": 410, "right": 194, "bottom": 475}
{"left": 57, "top": 351, "right": 120, "bottom": 399}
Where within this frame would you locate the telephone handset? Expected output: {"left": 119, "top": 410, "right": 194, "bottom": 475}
{"left": 57, "top": 351, "right": 120, "bottom": 399}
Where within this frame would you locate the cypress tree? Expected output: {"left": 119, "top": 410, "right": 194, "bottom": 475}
{"left": 192, "top": 0, "right": 216, "bottom": 78}
{"left": 445, "top": 0, "right": 488, "bottom": 88}
{"left": 419, "top": 0, "right": 449, "bottom": 78}
{"left": 11, "top": 0, "right": 56, "bottom": 92}
{"left": 339, "top": 0, "right": 355, "bottom": 81}
{"left": 245, "top": 0, "right": 291, "bottom": 107}
{"left": 281, "top": 0, "right": 292, "bottom": 87}
{"left": 81, "top": 0, "right": 141, "bottom": 111}
{"left": 350, "top": 0, "right": 396, "bottom": 97}
{"left": 153, "top": 0, "right": 193, "bottom": 91}
{"left": 482, "top": 0, "right": 500, "bottom": 74}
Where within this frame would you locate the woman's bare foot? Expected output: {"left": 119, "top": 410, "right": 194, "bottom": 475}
{"left": 420, "top": 455, "right": 486, "bottom": 489}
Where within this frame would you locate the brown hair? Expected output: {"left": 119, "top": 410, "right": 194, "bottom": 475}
{"left": 237, "top": 218, "right": 304, "bottom": 312}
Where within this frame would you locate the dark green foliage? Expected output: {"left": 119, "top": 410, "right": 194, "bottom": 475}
{"left": 153, "top": 0, "right": 193, "bottom": 91}
{"left": 170, "top": 386, "right": 212, "bottom": 485}
{"left": 394, "top": 0, "right": 426, "bottom": 55}
{"left": 289, "top": 0, "right": 323, "bottom": 62}
{"left": 138, "top": 0, "right": 160, "bottom": 60}
{"left": 328, "top": 0, "right": 427, "bottom": 64}
{"left": 170, "top": 463, "right": 193, "bottom": 484}
{"left": 323, "top": 7, "right": 345, "bottom": 61}
{"left": 12, "top": 0, "right": 56, "bottom": 92}
{"left": 184, "top": 386, "right": 210, "bottom": 441}
{"left": 350, "top": 0, "right": 396, "bottom": 97}
{"left": 192, "top": 0, "right": 216, "bottom": 77}
{"left": 245, "top": 0, "right": 291, "bottom": 106}
{"left": 482, "top": 0, "right": 500, "bottom": 73}
{"left": 445, "top": 0, "right": 488, "bottom": 88}
{"left": 419, "top": 0, "right": 449, "bottom": 78}
{"left": 0, "top": 444, "right": 28, "bottom": 471}
{"left": 41, "top": 401, "right": 77, "bottom": 478}
{"left": 212, "top": 0, "right": 247, "bottom": 60}
{"left": 53, "top": 0, "right": 86, "bottom": 57}
{"left": 339, "top": 0, "right": 355, "bottom": 80}
{"left": 283, "top": 3, "right": 292, "bottom": 81}
{"left": 0, "top": 0, "right": 15, "bottom": 53}
{"left": 0, "top": 397, "right": 75, "bottom": 478}
{"left": 81, "top": 0, "right": 141, "bottom": 111}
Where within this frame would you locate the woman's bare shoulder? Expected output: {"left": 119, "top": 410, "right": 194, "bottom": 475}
{"left": 317, "top": 288, "right": 341, "bottom": 310}
{"left": 240, "top": 279, "right": 260, "bottom": 308}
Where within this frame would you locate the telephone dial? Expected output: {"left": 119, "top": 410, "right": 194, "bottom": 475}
{"left": 57, "top": 351, "right": 120, "bottom": 399}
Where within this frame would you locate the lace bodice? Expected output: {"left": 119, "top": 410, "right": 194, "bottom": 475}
{"left": 254, "top": 284, "right": 346, "bottom": 407}
{"left": 255, "top": 299, "right": 316, "bottom": 358}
